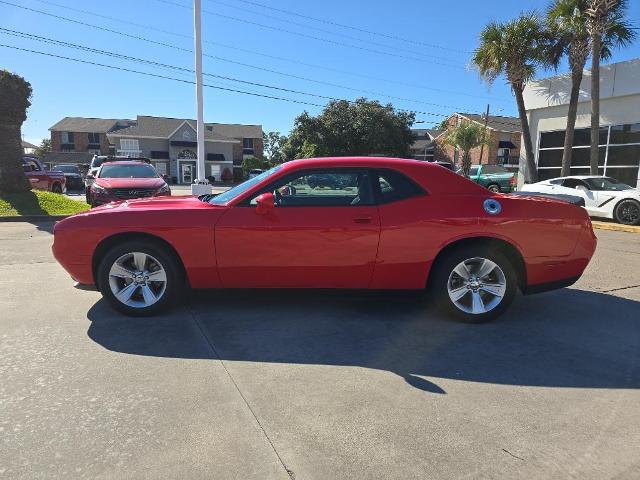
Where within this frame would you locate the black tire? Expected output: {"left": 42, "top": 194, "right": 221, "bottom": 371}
{"left": 85, "top": 187, "right": 91, "bottom": 204}
{"left": 614, "top": 199, "right": 640, "bottom": 226}
{"left": 430, "top": 245, "right": 518, "bottom": 323}
{"left": 97, "top": 240, "right": 183, "bottom": 316}
{"left": 51, "top": 183, "right": 63, "bottom": 194}
{"left": 486, "top": 183, "right": 501, "bottom": 193}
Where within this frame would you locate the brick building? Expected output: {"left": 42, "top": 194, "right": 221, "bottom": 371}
{"left": 433, "top": 113, "right": 521, "bottom": 169}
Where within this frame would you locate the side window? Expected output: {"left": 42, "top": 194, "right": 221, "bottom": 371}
{"left": 375, "top": 169, "right": 424, "bottom": 204}
{"left": 562, "top": 178, "right": 588, "bottom": 189}
{"left": 24, "top": 160, "right": 40, "bottom": 172}
{"left": 469, "top": 166, "right": 480, "bottom": 176}
{"left": 250, "top": 169, "right": 373, "bottom": 207}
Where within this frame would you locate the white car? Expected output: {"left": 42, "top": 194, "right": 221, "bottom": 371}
{"left": 520, "top": 176, "right": 640, "bottom": 225}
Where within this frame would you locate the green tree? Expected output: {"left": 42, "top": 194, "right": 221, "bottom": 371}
{"left": 547, "top": 0, "right": 635, "bottom": 176}
{"left": 283, "top": 98, "right": 415, "bottom": 160}
{"left": 34, "top": 138, "right": 52, "bottom": 159}
{"left": 586, "top": 0, "right": 635, "bottom": 174}
{"left": 0, "top": 70, "right": 32, "bottom": 194}
{"left": 473, "top": 13, "right": 553, "bottom": 183}
{"left": 445, "top": 122, "right": 489, "bottom": 177}
{"left": 241, "top": 156, "right": 268, "bottom": 177}
{"left": 262, "top": 131, "right": 287, "bottom": 165}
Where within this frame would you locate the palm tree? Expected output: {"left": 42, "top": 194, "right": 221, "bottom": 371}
{"left": 586, "top": 0, "right": 635, "bottom": 174}
{"left": 546, "top": 0, "right": 591, "bottom": 177}
{"left": 473, "top": 13, "right": 552, "bottom": 183}
{"left": 0, "top": 70, "right": 33, "bottom": 194}
{"left": 445, "top": 121, "right": 488, "bottom": 177}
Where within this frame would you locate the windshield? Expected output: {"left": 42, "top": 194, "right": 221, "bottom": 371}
{"left": 583, "top": 177, "right": 633, "bottom": 191}
{"left": 99, "top": 164, "right": 159, "bottom": 179}
{"left": 209, "top": 165, "right": 282, "bottom": 205}
{"left": 53, "top": 165, "right": 79, "bottom": 174}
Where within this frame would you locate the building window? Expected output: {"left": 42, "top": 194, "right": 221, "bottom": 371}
{"left": 60, "top": 131, "right": 75, "bottom": 151}
{"left": 242, "top": 138, "right": 254, "bottom": 155}
{"left": 118, "top": 138, "right": 141, "bottom": 157}
{"left": 88, "top": 132, "right": 100, "bottom": 144}
{"left": 151, "top": 151, "right": 170, "bottom": 159}
{"left": 537, "top": 124, "right": 640, "bottom": 187}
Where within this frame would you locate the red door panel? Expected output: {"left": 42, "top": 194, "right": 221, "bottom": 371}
{"left": 215, "top": 205, "right": 381, "bottom": 288}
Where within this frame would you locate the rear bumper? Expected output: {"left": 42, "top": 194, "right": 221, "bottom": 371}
{"left": 522, "top": 276, "right": 580, "bottom": 295}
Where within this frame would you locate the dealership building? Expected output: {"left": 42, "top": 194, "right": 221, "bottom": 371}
{"left": 521, "top": 58, "right": 640, "bottom": 188}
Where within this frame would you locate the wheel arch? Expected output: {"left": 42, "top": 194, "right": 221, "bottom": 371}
{"left": 92, "top": 232, "right": 187, "bottom": 288}
{"left": 613, "top": 197, "right": 640, "bottom": 216}
{"left": 427, "top": 236, "right": 527, "bottom": 291}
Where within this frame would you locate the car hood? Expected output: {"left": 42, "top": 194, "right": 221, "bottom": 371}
{"left": 90, "top": 195, "right": 217, "bottom": 212}
{"left": 94, "top": 177, "right": 165, "bottom": 189}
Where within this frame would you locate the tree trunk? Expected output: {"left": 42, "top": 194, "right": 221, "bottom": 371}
{"left": 462, "top": 150, "right": 472, "bottom": 177}
{"left": 561, "top": 69, "right": 584, "bottom": 177}
{"left": 513, "top": 85, "right": 537, "bottom": 183}
{"left": 590, "top": 33, "right": 601, "bottom": 175}
{"left": 0, "top": 122, "right": 31, "bottom": 194}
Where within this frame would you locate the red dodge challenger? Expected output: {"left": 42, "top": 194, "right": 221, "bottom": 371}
{"left": 52, "top": 157, "right": 597, "bottom": 322}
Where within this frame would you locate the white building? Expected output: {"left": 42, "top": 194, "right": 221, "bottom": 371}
{"left": 521, "top": 58, "right": 640, "bottom": 188}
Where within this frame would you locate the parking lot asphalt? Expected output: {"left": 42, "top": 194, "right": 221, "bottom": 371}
{"left": 0, "top": 223, "right": 639, "bottom": 480}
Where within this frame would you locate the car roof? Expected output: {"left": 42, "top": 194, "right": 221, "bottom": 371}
{"left": 280, "top": 156, "right": 444, "bottom": 171}
{"left": 100, "top": 161, "right": 152, "bottom": 166}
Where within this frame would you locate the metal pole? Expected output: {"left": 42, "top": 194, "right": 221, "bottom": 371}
{"left": 193, "top": 0, "right": 208, "bottom": 188}
{"left": 478, "top": 104, "right": 490, "bottom": 165}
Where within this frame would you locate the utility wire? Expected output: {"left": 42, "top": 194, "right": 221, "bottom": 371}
{"left": 22, "top": 0, "right": 507, "bottom": 104}
{"left": 154, "top": 0, "right": 466, "bottom": 68}
{"left": 208, "top": 0, "right": 471, "bottom": 54}
{"left": 0, "top": 28, "right": 451, "bottom": 117}
{"left": 0, "top": 43, "right": 442, "bottom": 124}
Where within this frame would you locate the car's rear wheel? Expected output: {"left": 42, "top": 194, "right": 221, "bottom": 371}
{"left": 430, "top": 246, "right": 517, "bottom": 323}
{"left": 614, "top": 199, "right": 640, "bottom": 226}
{"left": 51, "top": 183, "right": 63, "bottom": 194}
{"left": 97, "top": 241, "right": 182, "bottom": 316}
{"left": 486, "top": 184, "right": 501, "bottom": 193}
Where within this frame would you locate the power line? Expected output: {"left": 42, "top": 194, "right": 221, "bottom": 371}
{"left": 154, "top": 0, "right": 466, "bottom": 68}
{"left": 208, "top": 0, "right": 471, "bottom": 54}
{"left": 0, "top": 28, "right": 451, "bottom": 118}
{"left": 0, "top": 43, "right": 442, "bottom": 124}
{"left": 23, "top": 0, "right": 507, "bottom": 104}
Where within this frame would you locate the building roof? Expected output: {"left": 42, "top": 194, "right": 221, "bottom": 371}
{"left": 49, "top": 117, "right": 129, "bottom": 133}
{"left": 458, "top": 113, "right": 521, "bottom": 133}
{"left": 42, "top": 152, "right": 95, "bottom": 165}
{"left": 412, "top": 128, "right": 444, "bottom": 139}
{"left": 107, "top": 115, "right": 259, "bottom": 142}
{"left": 22, "top": 140, "right": 37, "bottom": 149}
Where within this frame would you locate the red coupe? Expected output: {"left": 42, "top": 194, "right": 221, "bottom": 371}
{"left": 88, "top": 161, "right": 171, "bottom": 207}
{"left": 52, "top": 157, "right": 596, "bottom": 322}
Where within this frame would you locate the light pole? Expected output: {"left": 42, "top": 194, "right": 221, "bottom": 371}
{"left": 191, "top": 0, "right": 212, "bottom": 195}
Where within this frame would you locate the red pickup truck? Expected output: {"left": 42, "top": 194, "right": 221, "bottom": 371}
{"left": 22, "top": 157, "right": 66, "bottom": 193}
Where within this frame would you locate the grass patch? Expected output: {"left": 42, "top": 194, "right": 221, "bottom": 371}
{"left": 0, "top": 190, "right": 90, "bottom": 216}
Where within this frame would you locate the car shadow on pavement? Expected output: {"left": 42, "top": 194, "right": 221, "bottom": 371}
{"left": 86, "top": 288, "right": 640, "bottom": 394}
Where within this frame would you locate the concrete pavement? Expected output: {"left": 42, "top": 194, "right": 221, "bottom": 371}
{"left": 1, "top": 223, "right": 639, "bottom": 479}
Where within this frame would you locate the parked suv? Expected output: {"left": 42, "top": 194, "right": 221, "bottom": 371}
{"left": 459, "top": 164, "right": 517, "bottom": 193}
{"left": 52, "top": 164, "right": 84, "bottom": 190}
{"left": 22, "top": 157, "right": 66, "bottom": 193}
{"left": 88, "top": 161, "right": 170, "bottom": 207}
{"left": 86, "top": 155, "right": 151, "bottom": 202}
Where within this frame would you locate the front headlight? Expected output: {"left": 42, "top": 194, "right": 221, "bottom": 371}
{"left": 158, "top": 183, "right": 170, "bottom": 194}
{"left": 92, "top": 184, "right": 107, "bottom": 194}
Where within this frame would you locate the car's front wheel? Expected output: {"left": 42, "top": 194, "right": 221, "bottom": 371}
{"left": 97, "top": 241, "right": 182, "bottom": 316}
{"left": 51, "top": 183, "right": 63, "bottom": 194}
{"left": 614, "top": 199, "right": 640, "bottom": 226}
{"left": 431, "top": 246, "right": 517, "bottom": 323}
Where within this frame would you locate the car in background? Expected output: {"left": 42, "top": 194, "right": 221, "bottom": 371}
{"left": 52, "top": 164, "right": 84, "bottom": 190}
{"left": 86, "top": 155, "right": 151, "bottom": 202}
{"left": 458, "top": 164, "right": 517, "bottom": 193}
{"left": 22, "top": 157, "right": 66, "bottom": 193}
{"left": 53, "top": 157, "right": 596, "bottom": 323}
{"left": 88, "top": 161, "right": 171, "bottom": 207}
{"left": 520, "top": 176, "right": 640, "bottom": 225}
{"left": 248, "top": 169, "right": 263, "bottom": 179}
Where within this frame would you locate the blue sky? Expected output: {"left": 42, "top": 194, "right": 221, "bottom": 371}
{"left": 2, "top": 0, "right": 639, "bottom": 144}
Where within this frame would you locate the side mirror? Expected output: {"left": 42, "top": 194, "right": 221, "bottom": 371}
{"left": 255, "top": 192, "right": 275, "bottom": 214}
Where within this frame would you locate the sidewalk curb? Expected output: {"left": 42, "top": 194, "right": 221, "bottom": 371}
{"left": 0, "top": 215, "right": 70, "bottom": 222}
{"left": 592, "top": 221, "right": 640, "bottom": 234}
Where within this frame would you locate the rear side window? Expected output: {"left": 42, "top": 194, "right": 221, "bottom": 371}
{"left": 482, "top": 165, "right": 508, "bottom": 174}
{"left": 375, "top": 169, "right": 424, "bottom": 204}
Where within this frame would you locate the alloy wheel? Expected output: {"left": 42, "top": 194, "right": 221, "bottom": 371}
{"left": 617, "top": 201, "right": 640, "bottom": 225}
{"left": 447, "top": 257, "right": 507, "bottom": 315}
{"left": 108, "top": 252, "right": 167, "bottom": 308}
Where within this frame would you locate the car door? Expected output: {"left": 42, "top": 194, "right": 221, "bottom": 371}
{"left": 215, "top": 168, "right": 381, "bottom": 289}
{"left": 559, "top": 178, "right": 598, "bottom": 214}
{"left": 23, "top": 158, "right": 48, "bottom": 190}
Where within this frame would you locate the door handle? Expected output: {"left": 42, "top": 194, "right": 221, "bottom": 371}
{"left": 353, "top": 216, "right": 372, "bottom": 224}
